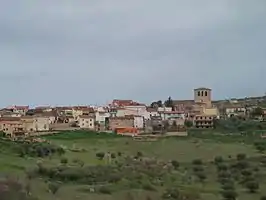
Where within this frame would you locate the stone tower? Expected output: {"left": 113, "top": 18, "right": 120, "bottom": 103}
{"left": 194, "top": 87, "right": 212, "bottom": 107}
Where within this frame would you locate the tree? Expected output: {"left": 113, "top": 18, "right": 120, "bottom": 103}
{"left": 150, "top": 100, "right": 163, "bottom": 108}
{"left": 164, "top": 97, "right": 173, "bottom": 108}
{"left": 245, "top": 181, "right": 259, "bottom": 193}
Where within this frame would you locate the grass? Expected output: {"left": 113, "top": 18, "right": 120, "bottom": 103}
{"left": 1, "top": 130, "right": 266, "bottom": 200}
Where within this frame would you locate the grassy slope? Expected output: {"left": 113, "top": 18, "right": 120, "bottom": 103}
{"left": 0, "top": 131, "right": 265, "bottom": 200}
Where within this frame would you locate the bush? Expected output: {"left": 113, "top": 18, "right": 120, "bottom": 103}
{"left": 0, "top": 177, "right": 37, "bottom": 200}
{"left": 137, "top": 151, "right": 143, "bottom": 157}
{"left": 217, "top": 164, "right": 228, "bottom": 172}
{"left": 171, "top": 160, "right": 179, "bottom": 169}
{"left": 60, "top": 158, "right": 68, "bottom": 164}
{"left": 214, "top": 156, "right": 224, "bottom": 164}
{"left": 96, "top": 152, "right": 105, "bottom": 160}
{"left": 193, "top": 166, "right": 204, "bottom": 172}
{"left": 236, "top": 153, "right": 246, "bottom": 161}
{"left": 98, "top": 186, "right": 112, "bottom": 194}
{"left": 48, "top": 182, "right": 60, "bottom": 194}
{"left": 261, "top": 196, "right": 266, "bottom": 200}
{"left": 245, "top": 181, "right": 259, "bottom": 193}
{"left": 221, "top": 190, "right": 238, "bottom": 200}
{"left": 195, "top": 172, "right": 206, "bottom": 182}
{"left": 192, "top": 159, "right": 203, "bottom": 165}
{"left": 111, "top": 153, "right": 116, "bottom": 159}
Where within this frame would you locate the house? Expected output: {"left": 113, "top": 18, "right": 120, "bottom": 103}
{"left": 34, "top": 106, "right": 53, "bottom": 112}
{"left": 95, "top": 107, "right": 110, "bottom": 125}
{"left": 146, "top": 107, "right": 159, "bottom": 119}
{"left": 193, "top": 114, "right": 215, "bottom": 128}
{"left": 225, "top": 104, "right": 246, "bottom": 117}
{"left": 133, "top": 115, "right": 144, "bottom": 129}
{"left": 21, "top": 116, "right": 35, "bottom": 133}
{"left": 0, "top": 117, "right": 23, "bottom": 136}
{"left": 108, "top": 116, "right": 134, "bottom": 131}
{"left": 33, "top": 116, "right": 50, "bottom": 131}
{"left": 159, "top": 111, "right": 185, "bottom": 121}
{"left": 78, "top": 115, "right": 95, "bottom": 130}
{"left": 172, "top": 100, "right": 194, "bottom": 112}
{"left": 34, "top": 111, "right": 57, "bottom": 124}
{"left": 8, "top": 105, "right": 29, "bottom": 116}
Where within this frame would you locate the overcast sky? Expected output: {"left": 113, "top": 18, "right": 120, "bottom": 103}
{"left": 0, "top": 1, "right": 266, "bottom": 107}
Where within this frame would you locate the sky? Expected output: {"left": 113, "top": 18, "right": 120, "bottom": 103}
{"left": 0, "top": 0, "right": 266, "bottom": 107}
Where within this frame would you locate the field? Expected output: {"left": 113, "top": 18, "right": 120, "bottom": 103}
{"left": 1, "top": 131, "right": 266, "bottom": 200}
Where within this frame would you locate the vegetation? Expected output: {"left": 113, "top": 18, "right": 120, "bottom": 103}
{"left": 1, "top": 130, "right": 266, "bottom": 200}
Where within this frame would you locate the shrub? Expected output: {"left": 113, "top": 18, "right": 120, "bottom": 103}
{"left": 0, "top": 177, "right": 37, "bottom": 200}
{"left": 111, "top": 153, "right": 116, "bottom": 159}
{"left": 261, "top": 196, "right": 266, "bottom": 200}
{"left": 117, "top": 151, "right": 122, "bottom": 156}
{"left": 195, "top": 172, "right": 207, "bottom": 182}
{"left": 245, "top": 181, "right": 259, "bottom": 193}
{"left": 193, "top": 166, "right": 204, "bottom": 172}
{"left": 48, "top": 182, "right": 60, "bottom": 194}
{"left": 222, "top": 182, "right": 235, "bottom": 191}
{"left": 60, "top": 158, "right": 68, "bottom": 164}
{"left": 217, "top": 164, "right": 228, "bottom": 172}
{"left": 192, "top": 159, "right": 203, "bottom": 165}
{"left": 236, "top": 153, "right": 246, "bottom": 161}
{"left": 137, "top": 151, "right": 143, "bottom": 157}
{"left": 221, "top": 190, "right": 238, "bottom": 200}
{"left": 214, "top": 156, "right": 224, "bottom": 164}
{"left": 96, "top": 152, "right": 105, "bottom": 160}
{"left": 98, "top": 186, "right": 112, "bottom": 194}
{"left": 171, "top": 160, "right": 179, "bottom": 169}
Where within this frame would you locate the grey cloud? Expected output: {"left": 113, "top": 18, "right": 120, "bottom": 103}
{"left": 0, "top": 0, "right": 265, "bottom": 106}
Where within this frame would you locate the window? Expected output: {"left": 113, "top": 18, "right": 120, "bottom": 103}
{"left": 201, "top": 91, "right": 204, "bottom": 96}
{"left": 89, "top": 123, "right": 92, "bottom": 126}
{"left": 205, "top": 91, "right": 208, "bottom": 96}
{"left": 198, "top": 91, "right": 201, "bottom": 96}
{"left": 89, "top": 119, "right": 92, "bottom": 122}
{"left": 82, "top": 123, "right": 84, "bottom": 126}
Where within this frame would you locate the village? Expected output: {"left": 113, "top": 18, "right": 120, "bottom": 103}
{"left": 1, "top": 87, "right": 266, "bottom": 138}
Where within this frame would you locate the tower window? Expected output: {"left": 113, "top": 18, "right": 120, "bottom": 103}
{"left": 198, "top": 91, "right": 200, "bottom": 96}
{"left": 205, "top": 91, "right": 208, "bottom": 96}
{"left": 201, "top": 91, "right": 204, "bottom": 96}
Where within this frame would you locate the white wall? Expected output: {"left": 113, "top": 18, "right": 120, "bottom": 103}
{"left": 134, "top": 116, "right": 144, "bottom": 129}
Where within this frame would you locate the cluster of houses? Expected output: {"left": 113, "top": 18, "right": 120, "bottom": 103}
{"left": 1, "top": 87, "right": 266, "bottom": 137}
